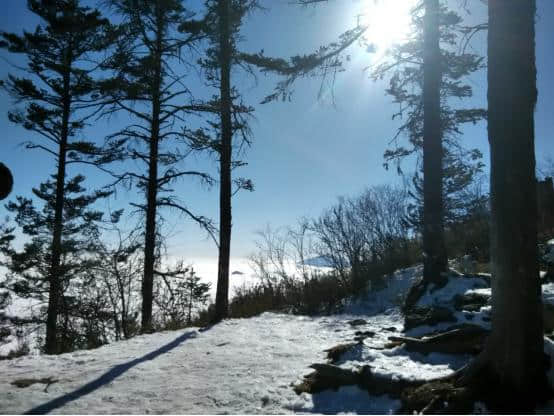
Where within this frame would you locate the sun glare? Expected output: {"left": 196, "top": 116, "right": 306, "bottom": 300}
{"left": 358, "top": 0, "right": 416, "bottom": 57}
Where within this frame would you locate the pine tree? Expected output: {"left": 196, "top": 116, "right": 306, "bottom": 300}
{"left": 0, "top": 176, "right": 110, "bottom": 353}
{"left": 154, "top": 265, "right": 210, "bottom": 328}
{"left": 99, "top": 0, "right": 214, "bottom": 332}
{"left": 0, "top": 0, "right": 115, "bottom": 354}
{"left": 197, "top": 1, "right": 366, "bottom": 323}
{"left": 183, "top": 270, "right": 210, "bottom": 325}
{"left": 372, "top": 0, "right": 486, "bottom": 301}
{"left": 193, "top": 0, "right": 257, "bottom": 323}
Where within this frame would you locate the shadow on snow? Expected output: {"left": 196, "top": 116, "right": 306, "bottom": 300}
{"left": 25, "top": 331, "right": 197, "bottom": 415}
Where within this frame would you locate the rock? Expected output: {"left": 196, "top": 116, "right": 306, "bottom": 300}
{"left": 294, "top": 363, "right": 423, "bottom": 397}
{"left": 400, "top": 380, "right": 476, "bottom": 414}
{"left": 404, "top": 306, "right": 456, "bottom": 330}
{"left": 382, "top": 326, "right": 397, "bottom": 332}
{"left": 347, "top": 319, "right": 367, "bottom": 327}
{"left": 464, "top": 303, "right": 484, "bottom": 312}
{"left": 11, "top": 377, "right": 58, "bottom": 389}
{"left": 354, "top": 331, "right": 375, "bottom": 342}
{"left": 293, "top": 364, "right": 360, "bottom": 394}
{"left": 453, "top": 292, "right": 490, "bottom": 312}
{"left": 354, "top": 330, "right": 375, "bottom": 338}
{"left": 359, "top": 365, "right": 420, "bottom": 397}
{"left": 325, "top": 342, "right": 358, "bottom": 363}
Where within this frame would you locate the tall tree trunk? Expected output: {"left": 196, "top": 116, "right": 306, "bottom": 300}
{"left": 484, "top": 0, "right": 547, "bottom": 403}
{"left": 141, "top": 5, "right": 163, "bottom": 332}
{"left": 214, "top": 0, "right": 232, "bottom": 323}
{"left": 45, "top": 53, "right": 72, "bottom": 355}
{"left": 141, "top": 127, "right": 159, "bottom": 332}
{"left": 422, "top": 0, "right": 447, "bottom": 286}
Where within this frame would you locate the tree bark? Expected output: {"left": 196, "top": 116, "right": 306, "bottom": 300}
{"left": 214, "top": 0, "right": 232, "bottom": 323}
{"left": 45, "top": 48, "right": 72, "bottom": 355}
{"left": 141, "top": 4, "right": 164, "bottom": 333}
{"left": 484, "top": 0, "right": 546, "bottom": 400}
{"left": 141, "top": 127, "right": 158, "bottom": 332}
{"left": 422, "top": 0, "right": 447, "bottom": 286}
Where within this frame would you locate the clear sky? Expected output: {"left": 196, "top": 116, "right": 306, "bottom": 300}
{"left": 1, "top": 0, "right": 553, "bottom": 273}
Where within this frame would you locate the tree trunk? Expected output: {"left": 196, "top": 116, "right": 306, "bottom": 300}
{"left": 422, "top": 0, "right": 447, "bottom": 286}
{"left": 484, "top": 0, "right": 546, "bottom": 402}
{"left": 141, "top": 5, "right": 163, "bottom": 332}
{"left": 214, "top": 0, "right": 233, "bottom": 323}
{"left": 188, "top": 285, "right": 193, "bottom": 325}
{"left": 45, "top": 52, "right": 72, "bottom": 355}
{"left": 141, "top": 129, "right": 159, "bottom": 332}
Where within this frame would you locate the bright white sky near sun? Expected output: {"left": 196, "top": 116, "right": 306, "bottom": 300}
{"left": 1, "top": 0, "right": 553, "bottom": 278}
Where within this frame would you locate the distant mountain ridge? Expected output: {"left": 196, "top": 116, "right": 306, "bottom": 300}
{"left": 300, "top": 256, "right": 335, "bottom": 268}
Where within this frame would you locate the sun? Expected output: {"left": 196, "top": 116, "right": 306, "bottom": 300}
{"left": 357, "top": 0, "right": 416, "bottom": 57}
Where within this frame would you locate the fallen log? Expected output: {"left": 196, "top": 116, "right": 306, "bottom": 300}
{"left": 387, "top": 324, "right": 489, "bottom": 355}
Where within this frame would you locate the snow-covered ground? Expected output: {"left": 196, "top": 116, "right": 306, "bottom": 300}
{"left": 0, "top": 294, "right": 44, "bottom": 357}
{"left": 0, "top": 266, "right": 450, "bottom": 414}
{"left": 0, "top": 312, "right": 403, "bottom": 414}
{"left": 1, "top": 265, "right": 553, "bottom": 414}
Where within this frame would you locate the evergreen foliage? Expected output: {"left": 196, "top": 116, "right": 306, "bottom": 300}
{"left": 99, "top": 0, "right": 214, "bottom": 331}
{"left": 0, "top": 0, "right": 116, "bottom": 354}
{"left": 0, "top": 175, "right": 111, "bottom": 352}
{"left": 154, "top": 266, "right": 210, "bottom": 328}
{"left": 372, "top": 1, "right": 486, "bottom": 227}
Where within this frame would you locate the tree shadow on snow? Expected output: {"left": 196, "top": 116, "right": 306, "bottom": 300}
{"left": 309, "top": 385, "right": 400, "bottom": 414}
{"left": 25, "top": 331, "right": 197, "bottom": 415}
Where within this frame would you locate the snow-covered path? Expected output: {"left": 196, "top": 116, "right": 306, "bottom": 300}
{"left": 0, "top": 312, "right": 402, "bottom": 414}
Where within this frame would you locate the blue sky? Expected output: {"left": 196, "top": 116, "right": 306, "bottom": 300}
{"left": 1, "top": 0, "right": 553, "bottom": 268}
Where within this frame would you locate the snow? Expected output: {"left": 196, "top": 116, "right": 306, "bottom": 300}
{"left": 2, "top": 264, "right": 554, "bottom": 413}
{"left": 0, "top": 265, "right": 458, "bottom": 414}
{"left": 344, "top": 266, "right": 421, "bottom": 316}
{"left": 291, "top": 386, "right": 400, "bottom": 414}
{"left": 543, "top": 283, "right": 554, "bottom": 306}
{"left": 466, "top": 282, "right": 554, "bottom": 308}
{"left": 0, "top": 312, "right": 409, "bottom": 414}
{"left": 417, "top": 275, "right": 488, "bottom": 308}
{"left": 0, "top": 292, "right": 44, "bottom": 357}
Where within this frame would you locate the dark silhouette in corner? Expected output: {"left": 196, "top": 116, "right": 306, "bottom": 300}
{"left": 0, "top": 162, "right": 13, "bottom": 200}
{"left": 25, "top": 331, "right": 196, "bottom": 415}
